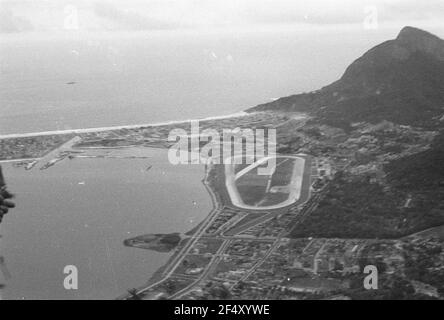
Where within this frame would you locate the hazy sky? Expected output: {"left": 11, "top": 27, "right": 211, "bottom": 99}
{"left": 1, "top": 0, "right": 444, "bottom": 34}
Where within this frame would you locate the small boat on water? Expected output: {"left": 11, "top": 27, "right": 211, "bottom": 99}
{"left": 146, "top": 165, "right": 153, "bottom": 171}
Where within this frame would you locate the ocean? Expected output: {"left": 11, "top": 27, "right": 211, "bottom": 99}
{"left": 0, "top": 27, "right": 398, "bottom": 135}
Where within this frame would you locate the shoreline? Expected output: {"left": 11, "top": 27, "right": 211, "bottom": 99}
{"left": 0, "top": 111, "right": 248, "bottom": 140}
{"left": 121, "top": 160, "right": 221, "bottom": 299}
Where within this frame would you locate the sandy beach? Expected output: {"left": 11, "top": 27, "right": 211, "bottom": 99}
{"left": 0, "top": 111, "right": 248, "bottom": 140}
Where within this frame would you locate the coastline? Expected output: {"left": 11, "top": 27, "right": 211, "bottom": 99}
{"left": 0, "top": 111, "right": 248, "bottom": 140}
{"left": 123, "top": 160, "right": 222, "bottom": 300}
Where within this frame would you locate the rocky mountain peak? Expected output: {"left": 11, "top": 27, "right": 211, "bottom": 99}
{"left": 248, "top": 27, "right": 444, "bottom": 128}
{"left": 395, "top": 26, "right": 444, "bottom": 60}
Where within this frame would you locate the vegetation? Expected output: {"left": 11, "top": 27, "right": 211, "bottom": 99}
{"left": 123, "top": 233, "right": 181, "bottom": 252}
{"left": 250, "top": 28, "right": 444, "bottom": 130}
{"left": 344, "top": 274, "right": 425, "bottom": 300}
{"left": 403, "top": 239, "right": 444, "bottom": 295}
{"left": 290, "top": 174, "right": 444, "bottom": 239}
{"left": 291, "top": 174, "right": 401, "bottom": 238}
{"left": 385, "top": 131, "right": 444, "bottom": 190}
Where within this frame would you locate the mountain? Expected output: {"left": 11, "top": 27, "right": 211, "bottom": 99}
{"left": 248, "top": 27, "right": 444, "bottom": 128}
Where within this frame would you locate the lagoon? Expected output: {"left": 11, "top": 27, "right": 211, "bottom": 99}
{"left": 0, "top": 147, "right": 211, "bottom": 299}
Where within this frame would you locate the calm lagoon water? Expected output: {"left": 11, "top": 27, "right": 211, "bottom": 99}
{"left": 0, "top": 147, "right": 211, "bottom": 299}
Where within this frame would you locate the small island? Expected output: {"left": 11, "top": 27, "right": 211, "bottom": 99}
{"left": 124, "top": 233, "right": 183, "bottom": 253}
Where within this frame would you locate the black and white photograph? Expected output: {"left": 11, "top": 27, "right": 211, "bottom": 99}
{"left": 0, "top": 0, "right": 444, "bottom": 308}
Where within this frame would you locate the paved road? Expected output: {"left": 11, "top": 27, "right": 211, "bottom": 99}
{"left": 125, "top": 151, "right": 315, "bottom": 300}
{"left": 169, "top": 239, "right": 231, "bottom": 299}
{"left": 131, "top": 165, "right": 224, "bottom": 297}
